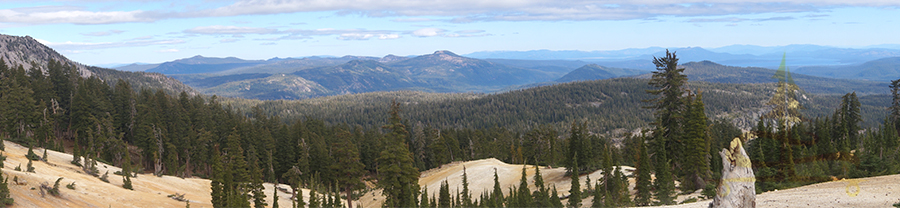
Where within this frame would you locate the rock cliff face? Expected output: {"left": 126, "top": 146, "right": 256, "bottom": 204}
{"left": 0, "top": 34, "right": 91, "bottom": 77}
{"left": 710, "top": 138, "right": 756, "bottom": 208}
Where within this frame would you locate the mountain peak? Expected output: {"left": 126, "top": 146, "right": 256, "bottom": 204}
{"left": 379, "top": 54, "right": 409, "bottom": 63}
{"left": 0, "top": 33, "right": 90, "bottom": 77}
{"left": 433, "top": 50, "right": 459, "bottom": 56}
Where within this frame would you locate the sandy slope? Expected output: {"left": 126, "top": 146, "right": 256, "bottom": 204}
{"left": 1, "top": 140, "right": 315, "bottom": 208}
{"left": 3, "top": 142, "right": 897, "bottom": 208}
{"left": 662, "top": 174, "right": 900, "bottom": 208}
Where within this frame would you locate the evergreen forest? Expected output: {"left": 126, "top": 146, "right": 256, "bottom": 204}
{"left": 0, "top": 51, "right": 899, "bottom": 208}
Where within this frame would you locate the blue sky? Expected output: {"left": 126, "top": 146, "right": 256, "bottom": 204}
{"left": 0, "top": 0, "right": 897, "bottom": 66}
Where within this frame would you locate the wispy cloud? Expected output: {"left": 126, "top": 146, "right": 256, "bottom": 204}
{"left": 0, "top": 6, "right": 153, "bottom": 24}
{"left": 39, "top": 38, "right": 185, "bottom": 50}
{"left": 82, "top": 30, "right": 124, "bottom": 36}
{"left": 391, "top": 17, "right": 436, "bottom": 22}
{"left": 411, "top": 28, "right": 488, "bottom": 37}
{"left": 412, "top": 28, "right": 445, "bottom": 37}
{"left": 4, "top": 1, "right": 900, "bottom": 25}
{"left": 688, "top": 16, "right": 795, "bottom": 22}
{"left": 157, "top": 49, "right": 179, "bottom": 53}
{"left": 184, "top": 25, "right": 277, "bottom": 35}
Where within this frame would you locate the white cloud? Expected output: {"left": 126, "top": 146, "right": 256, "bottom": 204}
{"left": 456, "top": 29, "right": 485, "bottom": 34}
{"left": 42, "top": 38, "right": 185, "bottom": 50}
{"left": 0, "top": 6, "right": 153, "bottom": 24}
{"left": 338, "top": 33, "right": 375, "bottom": 40}
{"left": 82, "top": 30, "right": 125, "bottom": 36}
{"left": 200, "top": 0, "right": 900, "bottom": 22}
{"left": 411, "top": 28, "right": 486, "bottom": 38}
{"left": 391, "top": 17, "right": 435, "bottom": 22}
{"left": 3, "top": 1, "right": 900, "bottom": 25}
{"left": 184, "top": 25, "right": 277, "bottom": 35}
{"left": 379, "top": 34, "right": 400, "bottom": 39}
{"left": 220, "top": 38, "right": 239, "bottom": 43}
{"left": 157, "top": 49, "right": 179, "bottom": 53}
{"left": 412, "top": 28, "right": 445, "bottom": 37}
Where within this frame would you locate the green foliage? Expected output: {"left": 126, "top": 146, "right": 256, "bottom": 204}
{"left": 50, "top": 177, "right": 63, "bottom": 196}
{"left": 681, "top": 93, "right": 712, "bottom": 192}
{"left": 100, "top": 170, "right": 110, "bottom": 183}
{"left": 438, "top": 180, "right": 451, "bottom": 208}
{"left": 123, "top": 174, "right": 133, "bottom": 190}
{"left": 0, "top": 169, "right": 13, "bottom": 205}
{"left": 66, "top": 181, "right": 76, "bottom": 190}
{"left": 25, "top": 146, "right": 40, "bottom": 161}
{"left": 376, "top": 101, "right": 420, "bottom": 207}
{"left": 567, "top": 160, "right": 581, "bottom": 208}
{"left": 633, "top": 135, "right": 653, "bottom": 206}
{"left": 26, "top": 160, "right": 34, "bottom": 173}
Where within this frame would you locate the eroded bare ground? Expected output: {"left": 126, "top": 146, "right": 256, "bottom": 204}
{"left": 3, "top": 141, "right": 897, "bottom": 208}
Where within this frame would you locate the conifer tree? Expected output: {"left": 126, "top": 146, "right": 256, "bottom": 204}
{"left": 330, "top": 130, "right": 365, "bottom": 208}
{"left": 517, "top": 165, "right": 532, "bottom": 207}
{"left": 533, "top": 165, "right": 551, "bottom": 207}
{"left": 645, "top": 49, "right": 684, "bottom": 205}
{"left": 0, "top": 169, "right": 12, "bottom": 205}
{"left": 634, "top": 136, "right": 653, "bottom": 206}
{"left": 210, "top": 149, "right": 225, "bottom": 207}
{"left": 439, "top": 180, "right": 451, "bottom": 208}
{"left": 26, "top": 159, "right": 35, "bottom": 173}
{"left": 309, "top": 187, "right": 320, "bottom": 208}
{"left": 491, "top": 168, "right": 503, "bottom": 206}
{"left": 273, "top": 187, "right": 280, "bottom": 208}
{"left": 567, "top": 157, "right": 581, "bottom": 208}
{"left": 681, "top": 93, "right": 711, "bottom": 192}
{"left": 461, "top": 166, "right": 472, "bottom": 207}
{"left": 377, "top": 101, "right": 420, "bottom": 207}
{"left": 653, "top": 157, "right": 676, "bottom": 205}
{"left": 420, "top": 187, "right": 431, "bottom": 208}
{"left": 549, "top": 185, "right": 563, "bottom": 208}
{"left": 591, "top": 180, "right": 604, "bottom": 208}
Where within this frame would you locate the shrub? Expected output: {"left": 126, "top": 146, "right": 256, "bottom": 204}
{"left": 47, "top": 178, "right": 63, "bottom": 196}
{"left": 25, "top": 146, "right": 41, "bottom": 161}
{"left": 702, "top": 182, "right": 717, "bottom": 199}
{"left": 122, "top": 175, "right": 133, "bottom": 190}
{"left": 26, "top": 160, "right": 35, "bottom": 173}
{"left": 100, "top": 170, "right": 110, "bottom": 183}
{"left": 66, "top": 182, "right": 76, "bottom": 190}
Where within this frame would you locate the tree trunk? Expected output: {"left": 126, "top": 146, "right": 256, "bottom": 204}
{"left": 709, "top": 138, "right": 756, "bottom": 208}
{"left": 345, "top": 186, "right": 353, "bottom": 208}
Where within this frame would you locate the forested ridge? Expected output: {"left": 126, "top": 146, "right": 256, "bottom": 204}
{"left": 1, "top": 54, "right": 900, "bottom": 208}
{"left": 240, "top": 78, "right": 889, "bottom": 135}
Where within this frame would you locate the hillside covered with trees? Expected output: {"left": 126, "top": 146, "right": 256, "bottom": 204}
{"left": 1, "top": 48, "right": 900, "bottom": 207}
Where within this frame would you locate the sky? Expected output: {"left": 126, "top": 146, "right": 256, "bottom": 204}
{"left": 0, "top": 0, "right": 897, "bottom": 66}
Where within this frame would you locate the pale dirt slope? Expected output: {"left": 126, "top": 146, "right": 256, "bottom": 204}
{"left": 360, "top": 158, "right": 900, "bottom": 208}
{"left": 4, "top": 143, "right": 897, "bottom": 208}
{"left": 0, "top": 140, "right": 320, "bottom": 208}
{"left": 660, "top": 174, "right": 900, "bottom": 208}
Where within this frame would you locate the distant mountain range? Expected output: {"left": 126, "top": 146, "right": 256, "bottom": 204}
{"left": 111, "top": 44, "right": 900, "bottom": 100}
{"left": 794, "top": 57, "right": 900, "bottom": 81}
{"left": 464, "top": 45, "right": 900, "bottom": 69}
{"left": 171, "top": 51, "right": 576, "bottom": 100}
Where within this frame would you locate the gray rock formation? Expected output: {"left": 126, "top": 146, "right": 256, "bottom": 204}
{"left": 709, "top": 138, "right": 756, "bottom": 208}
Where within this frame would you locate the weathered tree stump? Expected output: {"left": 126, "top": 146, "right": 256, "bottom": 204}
{"left": 709, "top": 138, "right": 756, "bottom": 208}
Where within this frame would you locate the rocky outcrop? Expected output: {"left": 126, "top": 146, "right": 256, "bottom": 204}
{"left": 710, "top": 138, "right": 756, "bottom": 208}
{"left": 0, "top": 34, "right": 90, "bottom": 77}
